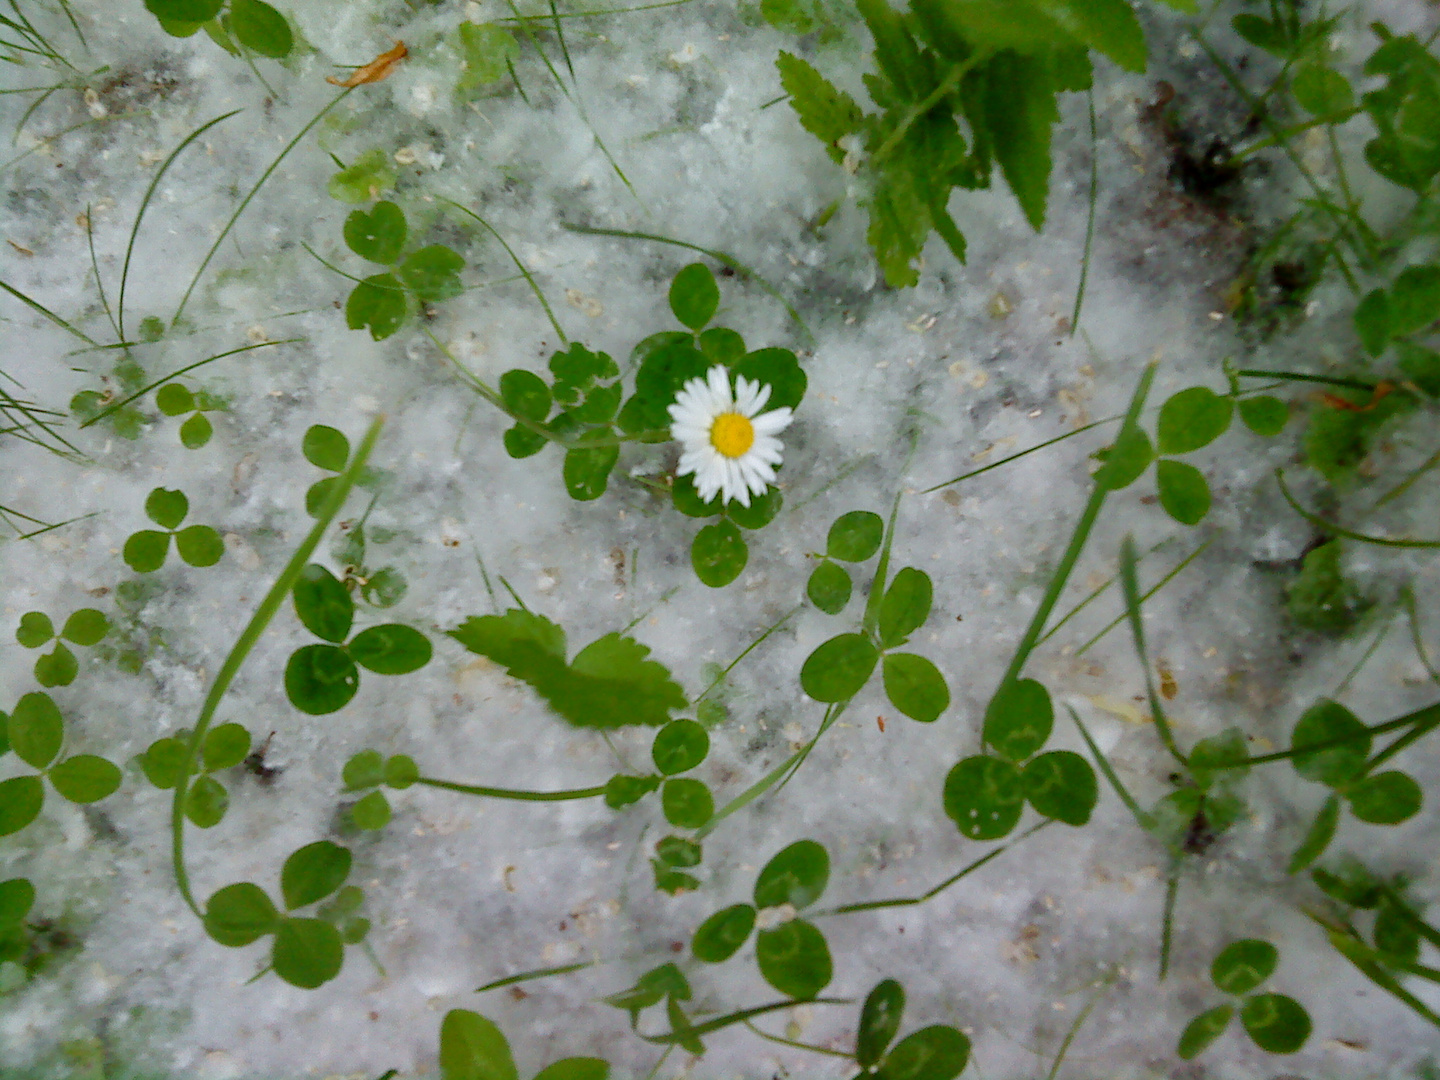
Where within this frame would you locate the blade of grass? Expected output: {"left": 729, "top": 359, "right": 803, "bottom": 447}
{"left": 438, "top": 197, "right": 568, "bottom": 343}
{"left": 172, "top": 91, "right": 352, "bottom": 328}
{"left": 1277, "top": 468, "right": 1440, "bottom": 549}
{"left": 1070, "top": 708, "right": 1155, "bottom": 831}
{"left": 921, "top": 414, "right": 1123, "bottom": 493}
{"left": 0, "top": 277, "right": 98, "bottom": 346}
{"left": 476, "top": 960, "right": 593, "bottom": 992}
{"left": 819, "top": 821, "right": 1051, "bottom": 915}
{"left": 84, "top": 202, "right": 117, "bottom": 339}
{"left": 691, "top": 603, "right": 801, "bottom": 706}
{"left": 1073, "top": 538, "right": 1211, "bottom": 656}
{"left": 640, "top": 999, "right": 849, "bottom": 1044}
{"left": 742, "top": 1021, "right": 857, "bottom": 1060}
{"left": 561, "top": 222, "right": 812, "bottom": 342}
{"left": 1119, "top": 535, "right": 1188, "bottom": 767}
{"left": 415, "top": 776, "right": 607, "bottom": 801}
{"left": 172, "top": 415, "right": 384, "bottom": 918}
{"left": 118, "top": 109, "right": 241, "bottom": 339}
{"left": 79, "top": 338, "right": 300, "bottom": 428}
{"left": 1069, "top": 87, "right": 1098, "bottom": 337}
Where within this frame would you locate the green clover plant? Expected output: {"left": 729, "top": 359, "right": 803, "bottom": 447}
{"left": 14, "top": 608, "right": 109, "bottom": 688}
{"left": 143, "top": 0, "right": 294, "bottom": 60}
{"left": 0, "top": 692, "right": 122, "bottom": 837}
{"left": 141, "top": 721, "right": 255, "bottom": 829}
{"left": 123, "top": 487, "right": 225, "bottom": 572}
{"left": 286, "top": 563, "right": 432, "bottom": 715}
{"left": 1178, "top": 939, "right": 1311, "bottom": 1058}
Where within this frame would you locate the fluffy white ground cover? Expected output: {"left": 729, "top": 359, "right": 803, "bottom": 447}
{"left": 2, "top": 0, "right": 1439, "bottom": 1076}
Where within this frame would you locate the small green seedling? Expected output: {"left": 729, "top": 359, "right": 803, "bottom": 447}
{"left": 0, "top": 692, "right": 122, "bottom": 837}
{"left": 341, "top": 749, "right": 419, "bottom": 830}
{"left": 448, "top": 609, "right": 686, "bottom": 730}
{"left": 156, "top": 382, "right": 223, "bottom": 449}
{"left": 439, "top": 1008, "right": 610, "bottom": 1080}
{"left": 203, "top": 840, "right": 365, "bottom": 989}
{"left": 14, "top": 608, "right": 109, "bottom": 688}
{"left": 141, "top": 721, "right": 254, "bottom": 828}
{"left": 286, "top": 563, "right": 432, "bottom": 715}
{"left": 1178, "top": 939, "right": 1311, "bottom": 1058}
{"left": 691, "top": 839, "right": 834, "bottom": 1002}
{"left": 123, "top": 488, "right": 224, "bottom": 572}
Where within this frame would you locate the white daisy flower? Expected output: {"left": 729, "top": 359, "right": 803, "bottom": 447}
{"left": 668, "top": 366, "right": 794, "bottom": 507}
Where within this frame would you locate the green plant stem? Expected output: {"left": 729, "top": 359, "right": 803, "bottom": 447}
{"left": 1070, "top": 87, "right": 1098, "bottom": 337}
{"left": 438, "top": 197, "right": 568, "bottom": 344}
{"left": 1375, "top": 442, "right": 1440, "bottom": 509}
{"left": 475, "top": 960, "right": 594, "bottom": 992}
{"left": 172, "top": 415, "right": 385, "bottom": 918}
{"left": 818, "top": 821, "right": 1051, "bottom": 916}
{"left": 1365, "top": 707, "right": 1440, "bottom": 772}
{"left": 869, "top": 57, "right": 978, "bottom": 167}
{"left": 1070, "top": 708, "right": 1154, "bottom": 830}
{"left": 0, "top": 277, "right": 98, "bottom": 346}
{"left": 1158, "top": 863, "right": 1180, "bottom": 980}
{"left": 861, "top": 489, "right": 905, "bottom": 638}
{"left": 1231, "top": 107, "right": 1362, "bottom": 162}
{"left": 921, "top": 414, "right": 1123, "bottom": 493}
{"left": 560, "top": 223, "right": 812, "bottom": 341}
{"left": 1071, "top": 538, "right": 1210, "bottom": 655}
{"left": 416, "top": 776, "right": 607, "bottom": 801}
{"left": 1234, "top": 368, "right": 1376, "bottom": 391}
{"left": 1276, "top": 468, "right": 1440, "bottom": 549}
{"left": 1045, "top": 967, "right": 1119, "bottom": 1080}
{"left": 1119, "top": 535, "right": 1188, "bottom": 768}
{"left": 118, "top": 109, "right": 241, "bottom": 340}
{"left": 172, "top": 89, "right": 353, "bottom": 328}
{"left": 639, "top": 998, "right": 849, "bottom": 1044}
{"left": 80, "top": 338, "right": 299, "bottom": 427}
{"left": 1402, "top": 587, "right": 1440, "bottom": 686}
{"left": 1334, "top": 615, "right": 1394, "bottom": 697}
{"left": 1205, "top": 698, "right": 1440, "bottom": 771}
{"left": 742, "top": 1020, "right": 857, "bottom": 1060}
{"left": 691, "top": 603, "right": 801, "bottom": 706}
{"left": 993, "top": 362, "right": 1156, "bottom": 692}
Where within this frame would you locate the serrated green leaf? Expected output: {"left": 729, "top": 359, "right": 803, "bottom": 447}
{"left": 449, "top": 613, "right": 686, "bottom": 729}
{"left": 777, "top": 52, "right": 864, "bottom": 162}
{"left": 982, "top": 50, "right": 1058, "bottom": 232}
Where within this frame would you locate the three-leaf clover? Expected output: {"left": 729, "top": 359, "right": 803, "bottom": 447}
{"left": 141, "top": 722, "right": 254, "bottom": 828}
{"left": 850, "top": 979, "right": 971, "bottom": 1080}
{"left": 156, "top": 382, "right": 223, "bottom": 449}
{"left": 202, "top": 840, "right": 364, "bottom": 989}
{"left": 14, "top": 608, "right": 109, "bottom": 688}
{"left": 0, "top": 693, "right": 122, "bottom": 836}
{"left": 691, "top": 839, "right": 834, "bottom": 1001}
{"left": 340, "top": 748, "right": 419, "bottom": 830}
{"left": 286, "top": 564, "right": 432, "bottom": 715}
{"left": 340, "top": 200, "right": 465, "bottom": 340}
{"left": 123, "top": 488, "right": 224, "bottom": 572}
{"left": 1178, "top": 939, "right": 1311, "bottom": 1058}
{"left": 801, "top": 510, "right": 951, "bottom": 724}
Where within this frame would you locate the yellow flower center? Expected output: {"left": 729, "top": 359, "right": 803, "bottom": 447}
{"left": 710, "top": 412, "right": 755, "bottom": 458}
